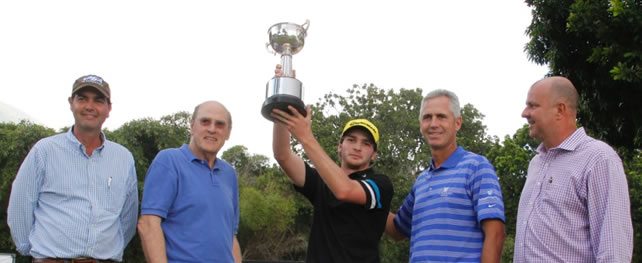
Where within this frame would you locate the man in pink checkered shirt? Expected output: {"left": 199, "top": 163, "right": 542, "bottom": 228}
{"left": 514, "top": 76, "right": 633, "bottom": 262}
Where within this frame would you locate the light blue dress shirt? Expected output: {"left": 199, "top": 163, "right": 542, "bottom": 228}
{"left": 7, "top": 128, "right": 138, "bottom": 261}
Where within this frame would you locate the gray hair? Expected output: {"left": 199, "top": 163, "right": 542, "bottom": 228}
{"left": 419, "top": 89, "right": 461, "bottom": 120}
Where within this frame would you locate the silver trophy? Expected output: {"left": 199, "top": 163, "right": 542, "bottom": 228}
{"left": 261, "top": 20, "right": 310, "bottom": 121}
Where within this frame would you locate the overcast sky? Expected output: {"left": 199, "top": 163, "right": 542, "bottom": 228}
{"left": 0, "top": 0, "right": 548, "bottom": 158}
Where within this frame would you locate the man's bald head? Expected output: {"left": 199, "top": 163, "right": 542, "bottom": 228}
{"left": 532, "top": 76, "right": 579, "bottom": 116}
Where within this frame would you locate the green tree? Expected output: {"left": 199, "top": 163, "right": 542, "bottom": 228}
{"left": 525, "top": 0, "right": 642, "bottom": 153}
{"left": 223, "top": 145, "right": 272, "bottom": 179}
{"left": 108, "top": 111, "right": 191, "bottom": 184}
{"left": 223, "top": 145, "right": 307, "bottom": 260}
{"left": 486, "top": 125, "right": 537, "bottom": 235}
{"left": 624, "top": 150, "right": 642, "bottom": 260}
{"left": 486, "top": 125, "right": 538, "bottom": 262}
{"left": 458, "top": 104, "right": 499, "bottom": 155}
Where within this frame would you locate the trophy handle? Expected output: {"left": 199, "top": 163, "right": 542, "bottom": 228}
{"left": 265, "top": 42, "right": 276, "bottom": 55}
{"left": 302, "top": 19, "right": 310, "bottom": 33}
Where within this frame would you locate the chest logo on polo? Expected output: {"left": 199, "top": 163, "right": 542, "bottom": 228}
{"left": 440, "top": 187, "right": 450, "bottom": 197}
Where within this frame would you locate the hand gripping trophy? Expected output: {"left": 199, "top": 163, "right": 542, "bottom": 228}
{"left": 261, "top": 20, "right": 310, "bottom": 121}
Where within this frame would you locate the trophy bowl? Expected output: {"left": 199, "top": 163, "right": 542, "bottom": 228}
{"left": 267, "top": 22, "right": 308, "bottom": 55}
{"left": 261, "top": 20, "right": 309, "bottom": 121}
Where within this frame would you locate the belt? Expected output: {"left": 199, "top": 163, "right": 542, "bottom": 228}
{"left": 32, "top": 258, "right": 115, "bottom": 263}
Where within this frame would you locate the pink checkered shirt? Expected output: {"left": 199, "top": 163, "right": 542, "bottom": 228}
{"left": 513, "top": 128, "right": 633, "bottom": 263}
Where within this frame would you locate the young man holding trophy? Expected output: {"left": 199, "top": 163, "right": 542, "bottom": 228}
{"left": 264, "top": 21, "right": 393, "bottom": 262}
{"left": 271, "top": 102, "right": 393, "bottom": 262}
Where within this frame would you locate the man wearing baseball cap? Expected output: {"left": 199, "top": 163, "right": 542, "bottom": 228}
{"left": 271, "top": 105, "right": 393, "bottom": 263}
{"left": 8, "top": 74, "right": 138, "bottom": 262}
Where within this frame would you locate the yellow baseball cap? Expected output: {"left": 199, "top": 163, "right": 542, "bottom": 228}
{"left": 341, "top": 119, "right": 380, "bottom": 146}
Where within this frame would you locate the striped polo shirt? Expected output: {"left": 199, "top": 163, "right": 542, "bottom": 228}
{"left": 394, "top": 146, "right": 505, "bottom": 262}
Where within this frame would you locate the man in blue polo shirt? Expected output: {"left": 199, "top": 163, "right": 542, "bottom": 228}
{"left": 385, "top": 89, "right": 506, "bottom": 262}
{"left": 137, "top": 101, "right": 241, "bottom": 263}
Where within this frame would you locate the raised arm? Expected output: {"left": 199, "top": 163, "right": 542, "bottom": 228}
{"left": 272, "top": 121, "right": 306, "bottom": 187}
{"left": 272, "top": 106, "right": 367, "bottom": 205}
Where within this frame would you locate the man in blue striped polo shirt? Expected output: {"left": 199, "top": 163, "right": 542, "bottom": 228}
{"left": 8, "top": 74, "right": 139, "bottom": 262}
{"left": 386, "top": 89, "right": 506, "bottom": 262}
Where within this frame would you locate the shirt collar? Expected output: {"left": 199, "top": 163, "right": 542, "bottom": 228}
{"left": 429, "top": 146, "right": 465, "bottom": 171}
{"left": 536, "top": 127, "right": 586, "bottom": 154}
{"left": 181, "top": 144, "right": 221, "bottom": 170}
{"left": 348, "top": 167, "right": 374, "bottom": 179}
{"left": 66, "top": 126, "right": 107, "bottom": 153}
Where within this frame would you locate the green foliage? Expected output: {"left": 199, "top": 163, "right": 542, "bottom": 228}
{"left": 485, "top": 125, "right": 538, "bottom": 260}
{"left": 239, "top": 187, "right": 302, "bottom": 260}
{"left": 379, "top": 237, "right": 409, "bottom": 263}
{"left": 223, "top": 145, "right": 272, "bottom": 178}
{"left": 525, "top": 0, "right": 642, "bottom": 154}
{"left": 625, "top": 150, "right": 642, "bottom": 260}
{"left": 458, "top": 104, "right": 499, "bottom": 156}
{"left": 502, "top": 235, "right": 516, "bottom": 263}
{"left": 486, "top": 125, "right": 537, "bottom": 237}
{"left": 107, "top": 111, "right": 191, "bottom": 184}
{"left": 225, "top": 145, "right": 308, "bottom": 260}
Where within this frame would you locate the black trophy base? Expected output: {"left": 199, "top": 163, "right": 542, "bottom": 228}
{"left": 261, "top": 94, "right": 306, "bottom": 121}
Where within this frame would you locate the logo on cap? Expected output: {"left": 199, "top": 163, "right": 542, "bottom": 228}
{"left": 342, "top": 119, "right": 380, "bottom": 145}
{"left": 72, "top": 74, "right": 111, "bottom": 100}
{"left": 81, "top": 75, "right": 104, "bottom": 86}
